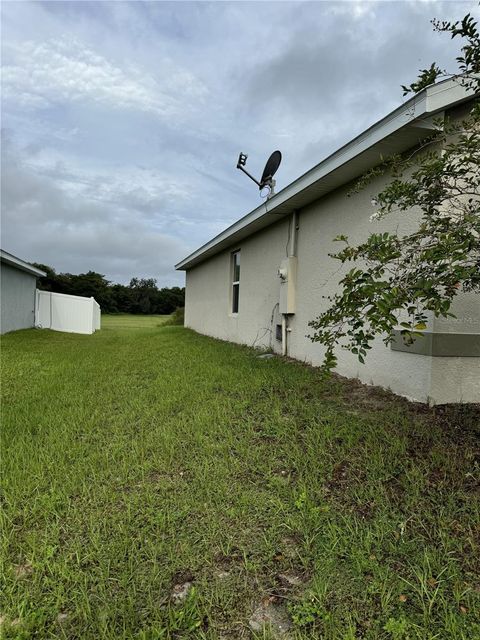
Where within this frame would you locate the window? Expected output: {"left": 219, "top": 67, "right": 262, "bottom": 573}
{"left": 231, "top": 250, "right": 240, "bottom": 314}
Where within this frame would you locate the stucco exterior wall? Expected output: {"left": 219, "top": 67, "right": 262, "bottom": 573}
{"left": 184, "top": 97, "right": 479, "bottom": 404}
{"left": 185, "top": 166, "right": 479, "bottom": 404}
{"left": 428, "top": 292, "right": 480, "bottom": 403}
{"left": 424, "top": 102, "right": 480, "bottom": 402}
{"left": 285, "top": 178, "right": 436, "bottom": 403}
{"left": 0, "top": 263, "right": 37, "bottom": 334}
{"left": 185, "top": 217, "right": 289, "bottom": 352}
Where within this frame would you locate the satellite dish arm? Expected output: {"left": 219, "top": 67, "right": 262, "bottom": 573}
{"left": 236, "top": 152, "right": 262, "bottom": 188}
{"left": 237, "top": 163, "right": 262, "bottom": 188}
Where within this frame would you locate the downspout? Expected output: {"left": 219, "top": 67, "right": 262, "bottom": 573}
{"left": 34, "top": 288, "right": 39, "bottom": 327}
{"left": 289, "top": 210, "right": 299, "bottom": 257}
{"left": 282, "top": 210, "right": 299, "bottom": 356}
{"left": 281, "top": 315, "right": 287, "bottom": 356}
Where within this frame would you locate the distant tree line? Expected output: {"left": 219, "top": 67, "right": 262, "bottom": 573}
{"left": 33, "top": 264, "right": 185, "bottom": 315}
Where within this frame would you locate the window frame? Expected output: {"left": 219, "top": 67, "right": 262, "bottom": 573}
{"left": 231, "top": 250, "right": 240, "bottom": 315}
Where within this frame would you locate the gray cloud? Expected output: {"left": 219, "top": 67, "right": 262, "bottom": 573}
{"left": 1, "top": 134, "right": 188, "bottom": 285}
{"left": 243, "top": 1, "right": 476, "bottom": 170}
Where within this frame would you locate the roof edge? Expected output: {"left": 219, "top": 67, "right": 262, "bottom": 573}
{"left": 176, "top": 77, "right": 477, "bottom": 271}
{"left": 0, "top": 250, "right": 47, "bottom": 277}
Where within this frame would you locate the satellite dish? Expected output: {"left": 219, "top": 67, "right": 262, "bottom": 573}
{"left": 260, "top": 151, "right": 282, "bottom": 189}
{"left": 236, "top": 150, "right": 282, "bottom": 197}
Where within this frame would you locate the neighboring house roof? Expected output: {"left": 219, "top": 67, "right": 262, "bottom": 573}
{"left": 176, "top": 78, "right": 477, "bottom": 271}
{"left": 0, "top": 249, "right": 46, "bottom": 277}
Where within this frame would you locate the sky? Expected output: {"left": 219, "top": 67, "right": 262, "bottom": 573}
{"left": 1, "top": 0, "right": 477, "bottom": 286}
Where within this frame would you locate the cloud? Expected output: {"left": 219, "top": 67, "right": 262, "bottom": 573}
{"left": 1, "top": 0, "right": 478, "bottom": 285}
{"left": 241, "top": 1, "right": 477, "bottom": 173}
{"left": 1, "top": 134, "right": 189, "bottom": 285}
{"left": 2, "top": 36, "right": 207, "bottom": 116}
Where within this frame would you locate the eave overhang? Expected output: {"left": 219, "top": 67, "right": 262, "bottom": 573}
{"left": 0, "top": 250, "right": 46, "bottom": 277}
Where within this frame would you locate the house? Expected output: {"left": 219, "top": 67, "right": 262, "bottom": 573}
{"left": 0, "top": 250, "right": 101, "bottom": 336}
{"left": 176, "top": 79, "right": 479, "bottom": 404}
{"left": 0, "top": 250, "right": 46, "bottom": 334}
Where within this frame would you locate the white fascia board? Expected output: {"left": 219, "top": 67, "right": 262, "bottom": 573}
{"left": 175, "top": 78, "right": 475, "bottom": 271}
{"left": 426, "top": 77, "right": 474, "bottom": 112}
{"left": 0, "top": 249, "right": 46, "bottom": 277}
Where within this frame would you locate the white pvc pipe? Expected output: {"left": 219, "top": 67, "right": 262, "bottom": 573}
{"left": 289, "top": 210, "right": 298, "bottom": 256}
{"left": 281, "top": 315, "right": 287, "bottom": 356}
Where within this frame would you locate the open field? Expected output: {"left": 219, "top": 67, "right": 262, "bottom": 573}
{"left": 1, "top": 320, "right": 479, "bottom": 639}
{"left": 101, "top": 314, "right": 170, "bottom": 330}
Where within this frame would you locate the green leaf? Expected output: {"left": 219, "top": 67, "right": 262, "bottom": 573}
{"left": 414, "top": 322, "right": 427, "bottom": 330}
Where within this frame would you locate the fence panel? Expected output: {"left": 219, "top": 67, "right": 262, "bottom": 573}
{"left": 93, "top": 299, "right": 101, "bottom": 331}
{"left": 36, "top": 290, "right": 101, "bottom": 335}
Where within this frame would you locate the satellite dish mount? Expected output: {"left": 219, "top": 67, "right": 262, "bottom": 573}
{"left": 236, "top": 150, "right": 282, "bottom": 198}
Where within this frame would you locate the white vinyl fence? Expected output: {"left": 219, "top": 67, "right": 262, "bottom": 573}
{"left": 35, "top": 290, "right": 101, "bottom": 335}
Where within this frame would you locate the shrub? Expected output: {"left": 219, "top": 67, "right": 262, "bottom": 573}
{"left": 163, "top": 307, "right": 185, "bottom": 326}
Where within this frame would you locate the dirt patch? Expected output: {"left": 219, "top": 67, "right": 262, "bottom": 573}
{"left": 279, "top": 534, "right": 303, "bottom": 560}
{"left": 352, "top": 501, "right": 376, "bottom": 520}
{"left": 277, "top": 573, "right": 304, "bottom": 588}
{"left": 326, "top": 461, "right": 349, "bottom": 488}
{"left": 215, "top": 569, "right": 230, "bottom": 580}
{"left": 430, "top": 404, "right": 480, "bottom": 433}
{"left": 213, "top": 549, "right": 243, "bottom": 569}
{"left": 13, "top": 563, "right": 33, "bottom": 579}
{"left": 147, "top": 469, "right": 188, "bottom": 483}
{"left": 169, "top": 569, "right": 195, "bottom": 605}
{"left": 171, "top": 569, "right": 194, "bottom": 586}
{"left": 275, "top": 571, "right": 309, "bottom": 594}
{"left": 249, "top": 595, "right": 293, "bottom": 637}
{"left": 334, "top": 375, "right": 410, "bottom": 412}
{"left": 325, "top": 459, "right": 366, "bottom": 493}
{"left": 171, "top": 581, "right": 193, "bottom": 604}
{"left": 335, "top": 376, "right": 480, "bottom": 442}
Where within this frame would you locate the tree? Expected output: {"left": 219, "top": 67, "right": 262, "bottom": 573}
{"left": 111, "top": 283, "right": 134, "bottom": 313}
{"left": 155, "top": 286, "right": 185, "bottom": 314}
{"left": 33, "top": 263, "right": 61, "bottom": 292}
{"left": 35, "top": 265, "right": 185, "bottom": 315}
{"left": 68, "top": 271, "right": 114, "bottom": 309}
{"left": 308, "top": 14, "right": 480, "bottom": 371}
{"left": 129, "top": 277, "right": 158, "bottom": 314}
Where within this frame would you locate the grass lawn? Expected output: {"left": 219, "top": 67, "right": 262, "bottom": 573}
{"left": 101, "top": 315, "right": 170, "bottom": 330}
{"left": 1, "top": 320, "right": 479, "bottom": 639}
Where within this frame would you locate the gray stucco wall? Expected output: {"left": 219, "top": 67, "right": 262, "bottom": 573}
{"left": 185, "top": 217, "right": 290, "bottom": 348}
{"left": 428, "top": 292, "right": 480, "bottom": 403}
{"left": 184, "top": 168, "right": 480, "bottom": 404}
{"left": 0, "top": 263, "right": 37, "bottom": 334}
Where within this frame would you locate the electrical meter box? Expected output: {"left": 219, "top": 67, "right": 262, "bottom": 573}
{"left": 278, "top": 256, "right": 297, "bottom": 314}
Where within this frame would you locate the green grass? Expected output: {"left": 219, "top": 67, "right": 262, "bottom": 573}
{"left": 1, "top": 320, "right": 479, "bottom": 639}
{"left": 101, "top": 314, "right": 170, "bottom": 329}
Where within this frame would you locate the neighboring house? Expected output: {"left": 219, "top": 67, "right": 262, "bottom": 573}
{"left": 0, "top": 250, "right": 101, "bottom": 336}
{"left": 0, "top": 250, "right": 46, "bottom": 334}
{"left": 176, "top": 79, "right": 479, "bottom": 405}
